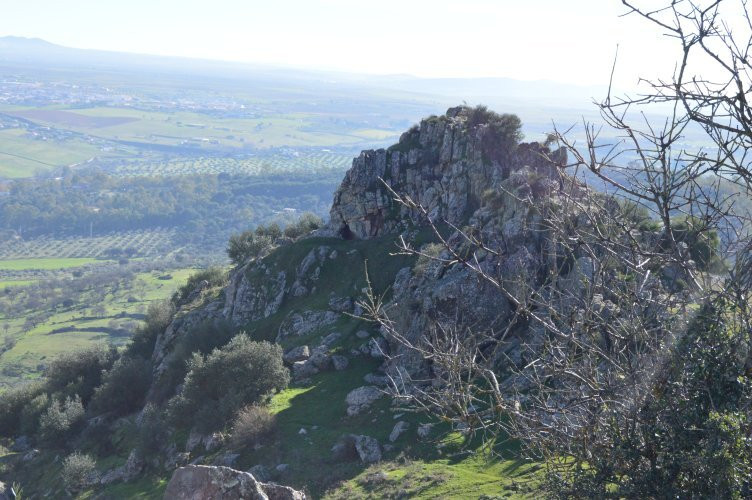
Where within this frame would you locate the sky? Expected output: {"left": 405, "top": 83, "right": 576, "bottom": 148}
{"left": 0, "top": 0, "right": 714, "bottom": 88}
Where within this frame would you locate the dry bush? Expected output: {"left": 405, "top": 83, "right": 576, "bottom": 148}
{"left": 230, "top": 404, "right": 276, "bottom": 447}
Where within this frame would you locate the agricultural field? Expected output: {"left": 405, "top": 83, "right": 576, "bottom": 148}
{"left": 0, "top": 228, "right": 176, "bottom": 260}
{"left": 0, "top": 266, "right": 197, "bottom": 389}
{"left": 0, "top": 127, "right": 123, "bottom": 178}
{"left": 0, "top": 105, "right": 402, "bottom": 160}
{"left": 111, "top": 151, "right": 354, "bottom": 177}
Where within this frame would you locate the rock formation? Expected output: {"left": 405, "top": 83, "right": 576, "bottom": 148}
{"left": 163, "top": 465, "right": 306, "bottom": 500}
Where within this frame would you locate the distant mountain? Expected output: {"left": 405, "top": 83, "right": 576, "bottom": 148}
{"left": 0, "top": 36, "right": 605, "bottom": 109}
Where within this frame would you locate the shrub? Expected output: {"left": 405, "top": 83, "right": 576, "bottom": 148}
{"left": 172, "top": 267, "right": 227, "bottom": 306}
{"left": 668, "top": 216, "right": 721, "bottom": 271}
{"left": 227, "top": 231, "right": 274, "bottom": 266}
{"left": 38, "top": 395, "right": 85, "bottom": 444}
{"left": 136, "top": 403, "right": 167, "bottom": 456}
{"left": 255, "top": 223, "right": 282, "bottom": 240}
{"left": 283, "top": 212, "right": 324, "bottom": 240}
{"left": 19, "top": 393, "right": 50, "bottom": 436}
{"left": 168, "top": 334, "right": 289, "bottom": 432}
{"left": 548, "top": 301, "right": 752, "bottom": 498}
{"left": 44, "top": 345, "right": 116, "bottom": 404}
{"left": 61, "top": 451, "right": 97, "bottom": 492}
{"left": 0, "top": 381, "right": 45, "bottom": 437}
{"left": 230, "top": 405, "right": 276, "bottom": 447}
{"left": 152, "top": 319, "right": 237, "bottom": 402}
{"left": 90, "top": 356, "right": 152, "bottom": 417}
{"left": 464, "top": 105, "right": 523, "bottom": 164}
{"left": 125, "top": 299, "right": 175, "bottom": 359}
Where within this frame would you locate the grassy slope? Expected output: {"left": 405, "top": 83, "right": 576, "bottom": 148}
{"left": 4, "top": 233, "right": 539, "bottom": 498}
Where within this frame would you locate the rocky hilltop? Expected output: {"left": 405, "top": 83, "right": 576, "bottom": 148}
{"left": 2, "top": 106, "right": 580, "bottom": 498}
{"left": 150, "top": 106, "right": 573, "bottom": 390}
{"left": 329, "top": 106, "right": 564, "bottom": 239}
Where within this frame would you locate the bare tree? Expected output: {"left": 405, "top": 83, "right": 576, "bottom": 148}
{"left": 359, "top": 1, "right": 752, "bottom": 496}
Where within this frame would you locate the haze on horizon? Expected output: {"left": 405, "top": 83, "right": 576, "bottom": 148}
{"left": 0, "top": 0, "right": 690, "bottom": 89}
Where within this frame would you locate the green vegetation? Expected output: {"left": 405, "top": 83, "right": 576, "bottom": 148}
{"left": 0, "top": 169, "right": 339, "bottom": 254}
{"left": 168, "top": 335, "right": 289, "bottom": 432}
{"left": 0, "top": 257, "right": 99, "bottom": 271}
{"left": 61, "top": 451, "right": 97, "bottom": 494}
{"left": 0, "top": 266, "right": 195, "bottom": 388}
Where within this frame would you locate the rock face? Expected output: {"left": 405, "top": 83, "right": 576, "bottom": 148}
{"left": 163, "top": 465, "right": 306, "bottom": 500}
{"left": 328, "top": 106, "right": 564, "bottom": 240}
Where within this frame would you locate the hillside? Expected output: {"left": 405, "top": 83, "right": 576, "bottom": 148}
{"left": 0, "top": 104, "right": 742, "bottom": 499}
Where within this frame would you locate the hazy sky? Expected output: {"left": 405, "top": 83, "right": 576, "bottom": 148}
{"left": 0, "top": 0, "right": 693, "bottom": 87}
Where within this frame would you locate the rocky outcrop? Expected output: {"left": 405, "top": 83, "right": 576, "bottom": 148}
{"left": 328, "top": 106, "right": 565, "bottom": 240}
{"left": 163, "top": 465, "right": 306, "bottom": 500}
{"left": 345, "top": 386, "right": 383, "bottom": 416}
{"left": 100, "top": 449, "right": 143, "bottom": 485}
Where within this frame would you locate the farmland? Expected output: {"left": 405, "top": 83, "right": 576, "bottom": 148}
{"left": 0, "top": 229, "right": 176, "bottom": 260}
{"left": 0, "top": 104, "right": 401, "bottom": 175}
{"left": 111, "top": 151, "right": 353, "bottom": 177}
{"left": 0, "top": 263, "right": 198, "bottom": 389}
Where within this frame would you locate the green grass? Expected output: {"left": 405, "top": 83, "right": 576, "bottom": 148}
{"left": 0, "top": 268, "right": 196, "bottom": 388}
{"left": 0, "top": 257, "right": 100, "bottom": 271}
{"left": 208, "top": 229, "right": 543, "bottom": 498}
{"left": 1, "top": 105, "right": 402, "bottom": 159}
{"left": 0, "top": 279, "right": 35, "bottom": 289}
{"left": 0, "top": 128, "right": 114, "bottom": 178}
{"left": 326, "top": 456, "right": 541, "bottom": 499}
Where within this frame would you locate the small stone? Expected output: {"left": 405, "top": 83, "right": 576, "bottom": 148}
{"left": 283, "top": 345, "right": 310, "bottom": 364}
{"left": 332, "top": 355, "right": 349, "bottom": 371}
{"left": 356, "top": 330, "right": 370, "bottom": 339}
{"left": 389, "top": 421, "right": 409, "bottom": 442}
{"left": 292, "top": 360, "right": 319, "bottom": 379}
{"left": 298, "top": 428, "right": 307, "bottom": 435}
{"left": 354, "top": 435, "right": 381, "bottom": 463}
{"left": 276, "top": 463, "right": 289, "bottom": 473}
{"left": 309, "top": 352, "right": 332, "bottom": 370}
{"left": 248, "top": 464, "right": 270, "bottom": 481}
{"left": 346, "top": 386, "right": 384, "bottom": 416}
{"left": 320, "top": 332, "right": 342, "bottom": 347}
{"left": 417, "top": 423, "right": 434, "bottom": 438}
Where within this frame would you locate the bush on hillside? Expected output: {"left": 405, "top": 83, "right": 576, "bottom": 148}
{"left": 44, "top": 345, "right": 117, "bottom": 404}
{"left": 90, "top": 356, "right": 152, "bottom": 417}
{"left": 151, "top": 319, "right": 237, "bottom": 403}
{"left": 19, "top": 393, "right": 50, "bottom": 436}
{"left": 464, "top": 105, "right": 523, "bottom": 164}
{"left": 61, "top": 451, "right": 97, "bottom": 492}
{"left": 283, "top": 212, "right": 323, "bottom": 240}
{"left": 255, "top": 223, "right": 282, "bottom": 240}
{"left": 668, "top": 216, "right": 722, "bottom": 271}
{"left": 0, "top": 382, "right": 45, "bottom": 437}
{"left": 230, "top": 404, "right": 277, "bottom": 448}
{"left": 136, "top": 403, "right": 167, "bottom": 456}
{"left": 227, "top": 231, "right": 274, "bottom": 266}
{"left": 168, "top": 334, "right": 289, "bottom": 432}
{"left": 547, "top": 301, "right": 752, "bottom": 498}
{"left": 38, "top": 395, "right": 85, "bottom": 445}
{"left": 172, "top": 267, "right": 228, "bottom": 306}
{"left": 125, "top": 299, "right": 175, "bottom": 360}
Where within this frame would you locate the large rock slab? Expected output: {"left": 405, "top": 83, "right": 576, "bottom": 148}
{"left": 164, "top": 465, "right": 306, "bottom": 500}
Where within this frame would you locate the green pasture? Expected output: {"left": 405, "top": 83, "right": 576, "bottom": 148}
{"left": 0, "top": 268, "right": 196, "bottom": 389}
{"left": 0, "top": 257, "right": 100, "bottom": 271}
